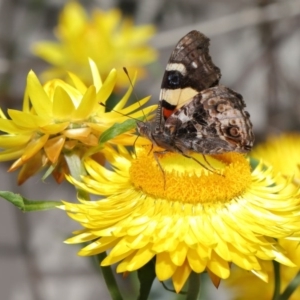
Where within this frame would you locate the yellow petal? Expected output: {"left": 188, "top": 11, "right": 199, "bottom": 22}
{"left": 156, "top": 252, "right": 176, "bottom": 281}
{"left": 187, "top": 248, "right": 207, "bottom": 273}
{"left": 206, "top": 268, "right": 221, "bottom": 288}
{"left": 52, "top": 86, "right": 75, "bottom": 119}
{"left": 21, "top": 134, "right": 49, "bottom": 161}
{"left": 93, "top": 9, "right": 120, "bottom": 34}
{"left": 22, "top": 85, "right": 30, "bottom": 113}
{"left": 72, "top": 85, "right": 96, "bottom": 120}
{"left": 44, "top": 79, "right": 83, "bottom": 108}
{"left": 0, "top": 148, "right": 24, "bottom": 162}
{"left": 0, "top": 135, "right": 31, "bottom": 148}
{"left": 170, "top": 242, "right": 188, "bottom": 266}
{"left": 39, "top": 122, "right": 69, "bottom": 135}
{"left": 68, "top": 72, "right": 87, "bottom": 95}
{"left": 96, "top": 69, "right": 117, "bottom": 104}
{"left": 63, "top": 127, "right": 91, "bottom": 139}
{"left": 125, "top": 246, "right": 155, "bottom": 271}
{"left": 32, "top": 42, "right": 65, "bottom": 65}
{"left": 44, "top": 135, "right": 66, "bottom": 163}
{"left": 76, "top": 133, "right": 98, "bottom": 146}
{"left": 113, "top": 72, "right": 137, "bottom": 111}
{"left": 17, "top": 151, "right": 47, "bottom": 185}
{"left": 58, "top": 1, "right": 87, "bottom": 37}
{"left": 0, "top": 118, "right": 29, "bottom": 134}
{"left": 172, "top": 263, "right": 191, "bottom": 293}
{"left": 207, "top": 251, "right": 230, "bottom": 279}
{"left": 9, "top": 157, "right": 25, "bottom": 171}
{"left": 7, "top": 109, "right": 48, "bottom": 129}
{"left": 106, "top": 96, "right": 151, "bottom": 118}
{"left": 251, "top": 269, "right": 268, "bottom": 282}
{"left": 89, "top": 58, "right": 102, "bottom": 91}
{"left": 27, "top": 70, "right": 52, "bottom": 116}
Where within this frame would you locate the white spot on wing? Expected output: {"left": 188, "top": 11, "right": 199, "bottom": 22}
{"left": 191, "top": 61, "right": 198, "bottom": 68}
{"left": 166, "top": 63, "right": 187, "bottom": 76}
{"left": 176, "top": 110, "right": 191, "bottom": 122}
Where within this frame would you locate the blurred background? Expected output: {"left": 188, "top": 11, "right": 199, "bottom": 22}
{"left": 0, "top": 0, "right": 299, "bottom": 299}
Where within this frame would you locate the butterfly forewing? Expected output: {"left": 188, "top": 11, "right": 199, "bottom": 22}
{"left": 159, "top": 30, "right": 221, "bottom": 122}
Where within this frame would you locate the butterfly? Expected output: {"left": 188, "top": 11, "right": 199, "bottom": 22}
{"left": 137, "top": 30, "right": 254, "bottom": 156}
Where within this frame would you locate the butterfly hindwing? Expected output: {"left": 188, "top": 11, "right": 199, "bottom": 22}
{"left": 164, "top": 86, "right": 254, "bottom": 154}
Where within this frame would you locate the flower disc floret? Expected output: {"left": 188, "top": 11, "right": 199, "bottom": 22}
{"left": 130, "top": 146, "right": 251, "bottom": 203}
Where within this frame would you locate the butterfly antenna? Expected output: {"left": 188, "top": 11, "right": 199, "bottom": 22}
{"left": 123, "top": 67, "right": 147, "bottom": 122}
{"left": 99, "top": 102, "right": 141, "bottom": 123}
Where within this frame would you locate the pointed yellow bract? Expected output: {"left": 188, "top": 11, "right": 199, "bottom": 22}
{"left": 61, "top": 145, "right": 300, "bottom": 293}
{"left": 226, "top": 239, "right": 300, "bottom": 299}
{"left": 32, "top": 2, "right": 157, "bottom": 87}
{"left": 0, "top": 62, "right": 155, "bottom": 184}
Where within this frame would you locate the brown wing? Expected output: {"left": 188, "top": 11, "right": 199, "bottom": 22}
{"left": 161, "top": 30, "right": 221, "bottom": 92}
{"left": 164, "top": 85, "right": 254, "bottom": 154}
{"left": 159, "top": 30, "right": 222, "bottom": 124}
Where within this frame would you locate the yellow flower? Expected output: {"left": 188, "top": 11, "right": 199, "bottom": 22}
{"left": 232, "top": 133, "right": 300, "bottom": 299}
{"left": 32, "top": 1, "right": 157, "bottom": 88}
{"left": 251, "top": 133, "right": 300, "bottom": 180}
{"left": 61, "top": 145, "right": 300, "bottom": 293}
{"left": 225, "top": 239, "right": 300, "bottom": 299}
{"left": 0, "top": 60, "right": 154, "bottom": 184}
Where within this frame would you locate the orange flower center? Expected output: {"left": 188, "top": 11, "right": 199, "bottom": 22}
{"left": 129, "top": 146, "right": 252, "bottom": 204}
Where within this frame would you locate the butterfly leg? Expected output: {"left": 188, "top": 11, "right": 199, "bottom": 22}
{"left": 147, "top": 143, "right": 154, "bottom": 156}
{"left": 132, "top": 134, "right": 154, "bottom": 158}
{"left": 180, "top": 152, "right": 223, "bottom": 176}
{"left": 132, "top": 134, "right": 141, "bottom": 158}
{"left": 153, "top": 150, "right": 168, "bottom": 189}
{"left": 202, "top": 154, "right": 216, "bottom": 172}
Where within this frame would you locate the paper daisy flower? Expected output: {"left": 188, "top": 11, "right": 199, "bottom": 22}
{"left": 32, "top": 1, "right": 157, "bottom": 88}
{"left": 61, "top": 145, "right": 300, "bottom": 293}
{"left": 225, "top": 239, "right": 300, "bottom": 299}
{"left": 251, "top": 133, "right": 300, "bottom": 180}
{"left": 0, "top": 60, "right": 154, "bottom": 184}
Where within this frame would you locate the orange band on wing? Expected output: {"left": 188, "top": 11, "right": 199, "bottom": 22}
{"left": 163, "top": 108, "right": 175, "bottom": 119}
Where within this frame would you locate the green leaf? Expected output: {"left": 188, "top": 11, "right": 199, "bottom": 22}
{"left": 0, "top": 191, "right": 60, "bottom": 212}
{"left": 99, "top": 119, "right": 138, "bottom": 144}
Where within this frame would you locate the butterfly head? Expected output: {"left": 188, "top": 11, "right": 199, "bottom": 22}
{"left": 136, "top": 121, "right": 155, "bottom": 142}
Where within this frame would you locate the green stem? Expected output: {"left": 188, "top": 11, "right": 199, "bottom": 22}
{"left": 278, "top": 271, "right": 300, "bottom": 300}
{"left": 137, "top": 260, "right": 156, "bottom": 300}
{"left": 272, "top": 261, "right": 281, "bottom": 300}
{"left": 95, "top": 253, "right": 123, "bottom": 300}
{"left": 186, "top": 272, "right": 201, "bottom": 300}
